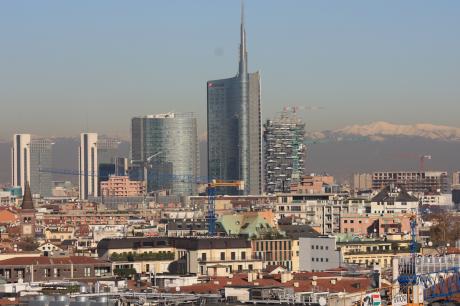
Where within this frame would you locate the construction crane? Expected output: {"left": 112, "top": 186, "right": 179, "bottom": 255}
{"left": 206, "top": 179, "right": 244, "bottom": 235}
{"left": 395, "top": 153, "right": 432, "bottom": 172}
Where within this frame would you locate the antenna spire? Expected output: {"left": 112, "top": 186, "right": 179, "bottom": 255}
{"left": 239, "top": 0, "right": 247, "bottom": 76}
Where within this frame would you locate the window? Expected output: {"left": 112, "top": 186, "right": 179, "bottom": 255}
{"left": 326, "top": 258, "right": 329, "bottom": 262}
{"left": 241, "top": 251, "right": 246, "bottom": 260}
{"left": 220, "top": 252, "right": 225, "bottom": 260}
{"left": 84, "top": 267, "right": 91, "bottom": 277}
{"left": 316, "top": 246, "right": 319, "bottom": 250}
{"left": 248, "top": 264, "right": 253, "bottom": 271}
{"left": 231, "top": 252, "right": 236, "bottom": 260}
{"left": 202, "top": 253, "right": 207, "bottom": 261}
{"left": 312, "top": 257, "right": 315, "bottom": 262}
{"left": 325, "top": 246, "right": 329, "bottom": 250}
{"left": 320, "top": 258, "right": 323, "bottom": 262}
{"left": 320, "top": 246, "right": 323, "bottom": 250}
{"left": 311, "top": 245, "right": 314, "bottom": 250}
{"left": 344, "top": 220, "right": 348, "bottom": 223}
{"left": 238, "top": 265, "right": 243, "bottom": 271}
{"left": 350, "top": 220, "right": 354, "bottom": 224}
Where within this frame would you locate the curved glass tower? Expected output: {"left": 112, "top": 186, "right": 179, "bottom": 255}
{"left": 131, "top": 112, "right": 199, "bottom": 196}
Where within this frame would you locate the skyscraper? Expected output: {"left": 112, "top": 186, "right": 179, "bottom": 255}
{"left": 12, "top": 134, "right": 31, "bottom": 195}
{"left": 263, "top": 110, "right": 306, "bottom": 193}
{"left": 207, "top": 4, "right": 261, "bottom": 195}
{"left": 79, "top": 133, "right": 98, "bottom": 200}
{"left": 11, "top": 134, "right": 53, "bottom": 197}
{"left": 131, "top": 112, "right": 199, "bottom": 196}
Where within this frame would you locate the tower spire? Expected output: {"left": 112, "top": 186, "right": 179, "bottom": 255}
{"left": 239, "top": 0, "right": 247, "bottom": 76}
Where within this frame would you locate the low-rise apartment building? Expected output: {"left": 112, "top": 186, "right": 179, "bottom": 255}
{"left": 0, "top": 256, "right": 112, "bottom": 283}
{"left": 100, "top": 176, "right": 145, "bottom": 197}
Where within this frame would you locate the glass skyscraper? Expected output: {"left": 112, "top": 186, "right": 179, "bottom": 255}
{"left": 207, "top": 5, "right": 261, "bottom": 195}
{"left": 131, "top": 112, "right": 199, "bottom": 196}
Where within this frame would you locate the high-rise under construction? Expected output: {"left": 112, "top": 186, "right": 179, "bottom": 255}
{"left": 263, "top": 109, "right": 306, "bottom": 193}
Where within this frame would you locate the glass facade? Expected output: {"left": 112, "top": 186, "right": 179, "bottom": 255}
{"left": 29, "top": 138, "right": 53, "bottom": 197}
{"left": 131, "top": 113, "right": 199, "bottom": 196}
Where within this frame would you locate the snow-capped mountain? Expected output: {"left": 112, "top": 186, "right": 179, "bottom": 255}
{"left": 308, "top": 122, "right": 460, "bottom": 142}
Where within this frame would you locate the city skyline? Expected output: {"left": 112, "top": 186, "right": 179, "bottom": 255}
{"left": 1, "top": 0, "right": 460, "bottom": 140}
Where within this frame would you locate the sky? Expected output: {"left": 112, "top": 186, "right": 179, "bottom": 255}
{"left": 1, "top": 0, "right": 459, "bottom": 140}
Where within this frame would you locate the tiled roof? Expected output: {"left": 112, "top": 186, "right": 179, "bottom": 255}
{"left": 174, "top": 272, "right": 371, "bottom": 295}
{"left": 372, "top": 185, "right": 418, "bottom": 203}
{"left": 0, "top": 256, "right": 109, "bottom": 266}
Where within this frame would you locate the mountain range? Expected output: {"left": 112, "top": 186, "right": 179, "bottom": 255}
{"left": 307, "top": 121, "right": 460, "bottom": 142}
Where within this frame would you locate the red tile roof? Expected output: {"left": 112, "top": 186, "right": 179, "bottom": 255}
{"left": 175, "top": 273, "right": 371, "bottom": 295}
{"left": 0, "top": 256, "right": 109, "bottom": 266}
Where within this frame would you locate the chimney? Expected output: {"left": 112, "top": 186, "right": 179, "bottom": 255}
{"left": 281, "top": 272, "right": 293, "bottom": 283}
{"left": 330, "top": 279, "right": 336, "bottom": 285}
{"left": 312, "top": 281, "right": 317, "bottom": 286}
{"left": 293, "top": 282, "right": 299, "bottom": 288}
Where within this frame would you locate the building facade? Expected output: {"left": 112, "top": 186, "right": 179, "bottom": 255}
{"left": 263, "top": 110, "right": 305, "bottom": 193}
{"left": 131, "top": 112, "right": 199, "bottom": 196}
{"left": 11, "top": 134, "right": 53, "bottom": 197}
{"left": 352, "top": 173, "right": 373, "bottom": 191}
{"left": 299, "top": 236, "right": 341, "bottom": 272}
{"left": 79, "top": 133, "right": 98, "bottom": 200}
{"left": 371, "top": 171, "right": 449, "bottom": 194}
{"left": 207, "top": 6, "right": 261, "bottom": 195}
{"left": 100, "top": 176, "right": 145, "bottom": 197}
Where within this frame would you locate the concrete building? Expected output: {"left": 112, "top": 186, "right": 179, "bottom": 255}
{"left": 290, "top": 174, "right": 336, "bottom": 194}
{"left": 274, "top": 194, "right": 346, "bottom": 235}
{"left": 131, "top": 112, "right": 199, "bottom": 196}
{"left": 338, "top": 239, "right": 411, "bottom": 269}
{"left": 371, "top": 171, "right": 449, "bottom": 193}
{"left": 299, "top": 236, "right": 341, "bottom": 272}
{"left": 352, "top": 173, "right": 372, "bottom": 191}
{"left": 251, "top": 238, "right": 298, "bottom": 271}
{"left": 173, "top": 237, "right": 263, "bottom": 275}
{"left": 0, "top": 256, "right": 112, "bottom": 283}
{"left": 11, "top": 134, "right": 53, "bottom": 197}
{"left": 79, "top": 133, "right": 98, "bottom": 200}
{"left": 340, "top": 213, "right": 412, "bottom": 237}
{"left": 263, "top": 109, "right": 305, "bottom": 193}
{"left": 207, "top": 5, "right": 261, "bottom": 195}
{"left": 452, "top": 171, "right": 460, "bottom": 188}
{"left": 100, "top": 176, "right": 145, "bottom": 197}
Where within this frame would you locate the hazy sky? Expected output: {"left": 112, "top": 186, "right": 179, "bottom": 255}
{"left": 1, "top": 0, "right": 459, "bottom": 140}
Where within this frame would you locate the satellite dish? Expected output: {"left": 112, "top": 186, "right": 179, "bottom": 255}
{"left": 319, "top": 297, "right": 327, "bottom": 306}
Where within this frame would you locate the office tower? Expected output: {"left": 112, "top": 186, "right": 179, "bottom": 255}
{"left": 131, "top": 112, "right": 199, "bottom": 196}
{"left": 371, "top": 171, "right": 450, "bottom": 193}
{"left": 115, "top": 157, "right": 129, "bottom": 176}
{"left": 97, "top": 137, "right": 120, "bottom": 164}
{"left": 79, "top": 133, "right": 98, "bottom": 200}
{"left": 96, "top": 137, "right": 120, "bottom": 187}
{"left": 11, "top": 134, "right": 53, "bottom": 197}
{"left": 207, "top": 4, "right": 261, "bottom": 195}
{"left": 263, "top": 110, "right": 306, "bottom": 193}
{"left": 11, "top": 134, "right": 31, "bottom": 195}
{"left": 452, "top": 171, "right": 460, "bottom": 187}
